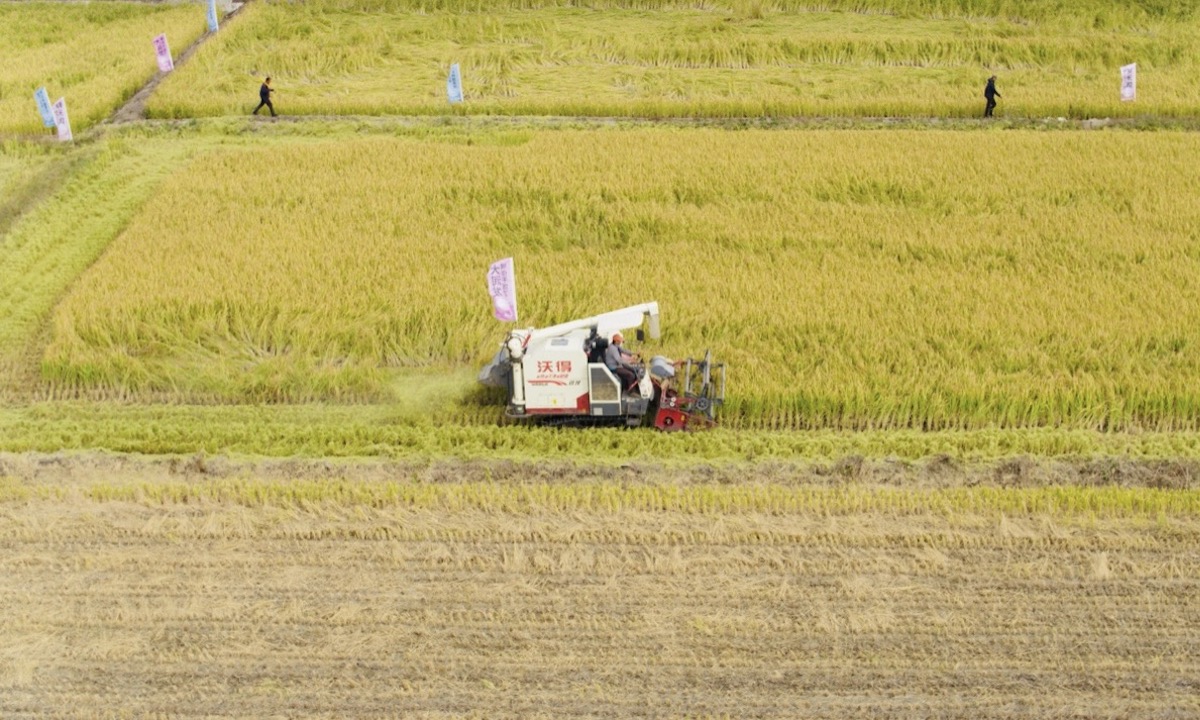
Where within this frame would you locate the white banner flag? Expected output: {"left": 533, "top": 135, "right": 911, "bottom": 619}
{"left": 447, "top": 63, "right": 463, "bottom": 104}
{"left": 51, "top": 97, "right": 72, "bottom": 142}
{"left": 34, "top": 87, "right": 55, "bottom": 128}
{"left": 153, "top": 34, "right": 174, "bottom": 73}
{"left": 487, "top": 257, "right": 518, "bottom": 323}
{"left": 1120, "top": 62, "right": 1136, "bottom": 102}
{"left": 206, "top": 0, "right": 219, "bottom": 32}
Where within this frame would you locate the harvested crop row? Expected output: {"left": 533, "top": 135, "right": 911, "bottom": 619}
{"left": 2, "top": 473, "right": 1198, "bottom": 718}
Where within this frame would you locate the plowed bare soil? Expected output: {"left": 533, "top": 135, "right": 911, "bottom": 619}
{"left": 2, "top": 455, "right": 1198, "bottom": 718}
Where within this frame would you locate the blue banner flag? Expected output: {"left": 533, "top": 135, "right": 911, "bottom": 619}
{"left": 447, "top": 63, "right": 463, "bottom": 104}
{"left": 34, "top": 87, "right": 55, "bottom": 128}
{"left": 207, "top": 0, "right": 219, "bottom": 32}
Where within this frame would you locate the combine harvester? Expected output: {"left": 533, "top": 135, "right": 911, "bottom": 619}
{"left": 479, "top": 302, "right": 724, "bottom": 430}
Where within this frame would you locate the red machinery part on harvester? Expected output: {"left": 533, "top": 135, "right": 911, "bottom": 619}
{"left": 652, "top": 350, "right": 724, "bottom": 432}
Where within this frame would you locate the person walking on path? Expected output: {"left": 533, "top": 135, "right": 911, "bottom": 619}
{"left": 253, "top": 76, "right": 276, "bottom": 117}
{"left": 984, "top": 75, "right": 1000, "bottom": 117}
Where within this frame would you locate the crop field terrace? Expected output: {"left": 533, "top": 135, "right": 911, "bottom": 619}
{"left": 2, "top": 0, "right": 1200, "bottom": 717}
{"left": 0, "top": 2, "right": 207, "bottom": 135}
{"left": 20, "top": 124, "right": 1200, "bottom": 435}
{"left": 150, "top": 0, "right": 1200, "bottom": 119}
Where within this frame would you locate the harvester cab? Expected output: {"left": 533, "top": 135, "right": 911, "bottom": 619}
{"left": 478, "top": 302, "right": 724, "bottom": 430}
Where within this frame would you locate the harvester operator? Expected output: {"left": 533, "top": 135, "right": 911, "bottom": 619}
{"left": 605, "top": 332, "right": 640, "bottom": 391}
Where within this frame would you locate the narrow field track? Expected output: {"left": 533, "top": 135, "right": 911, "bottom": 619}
{"left": 2, "top": 457, "right": 1198, "bottom": 718}
{"left": 108, "top": 1, "right": 248, "bottom": 125}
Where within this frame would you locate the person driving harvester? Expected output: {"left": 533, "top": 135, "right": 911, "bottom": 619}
{"left": 605, "top": 332, "right": 641, "bottom": 392}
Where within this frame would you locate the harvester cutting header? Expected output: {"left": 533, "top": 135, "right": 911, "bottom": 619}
{"left": 479, "top": 302, "right": 725, "bottom": 430}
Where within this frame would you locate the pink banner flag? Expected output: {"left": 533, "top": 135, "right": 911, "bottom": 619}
{"left": 153, "top": 34, "right": 174, "bottom": 73}
{"left": 51, "top": 97, "right": 72, "bottom": 142}
{"left": 487, "top": 257, "right": 518, "bottom": 322}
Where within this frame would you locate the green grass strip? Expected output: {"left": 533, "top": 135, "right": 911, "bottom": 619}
{"left": 0, "top": 139, "right": 198, "bottom": 375}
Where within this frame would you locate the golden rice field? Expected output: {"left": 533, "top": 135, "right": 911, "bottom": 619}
{"left": 39, "top": 125, "right": 1200, "bottom": 431}
{"left": 2, "top": 455, "right": 1198, "bottom": 718}
{"left": 0, "top": 2, "right": 208, "bottom": 135}
{"left": 148, "top": 0, "right": 1200, "bottom": 120}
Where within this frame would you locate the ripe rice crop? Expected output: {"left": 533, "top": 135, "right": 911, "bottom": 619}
{"left": 0, "top": 135, "right": 201, "bottom": 397}
{"left": 0, "top": 2, "right": 207, "bottom": 135}
{"left": 148, "top": 0, "right": 1200, "bottom": 120}
{"left": 7, "top": 401, "right": 1200, "bottom": 459}
{"left": 80, "top": 475, "right": 1200, "bottom": 519}
{"left": 41, "top": 126, "right": 1200, "bottom": 432}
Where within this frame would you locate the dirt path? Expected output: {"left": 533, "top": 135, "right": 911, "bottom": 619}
{"left": 1, "top": 451, "right": 1198, "bottom": 490}
{"left": 108, "top": 1, "right": 247, "bottom": 125}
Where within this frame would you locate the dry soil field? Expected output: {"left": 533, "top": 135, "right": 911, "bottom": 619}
{"left": 2, "top": 454, "right": 1198, "bottom": 718}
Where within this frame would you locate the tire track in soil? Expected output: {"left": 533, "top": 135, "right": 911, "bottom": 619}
{"left": 107, "top": 1, "right": 249, "bottom": 125}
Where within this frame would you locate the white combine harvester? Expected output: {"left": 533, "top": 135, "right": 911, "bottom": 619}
{"left": 478, "top": 302, "right": 724, "bottom": 430}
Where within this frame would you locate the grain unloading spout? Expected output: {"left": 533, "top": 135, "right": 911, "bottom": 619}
{"left": 531, "top": 301, "right": 661, "bottom": 341}
{"left": 647, "top": 305, "right": 661, "bottom": 340}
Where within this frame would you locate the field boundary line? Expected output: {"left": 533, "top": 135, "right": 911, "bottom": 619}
{"left": 106, "top": 113, "right": 1200, "bottom": 133}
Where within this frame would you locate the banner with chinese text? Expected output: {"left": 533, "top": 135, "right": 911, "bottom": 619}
{"left": 34, "top": 87, "right": 55, "bottom": 128}
{"left": 447, "top": 63, "right": 463, "bottom": 104}
{"left": 1120, "top": 63, "right": 1136, "bottom": 102}
{"left": 52, "top": 97, "right": 72, "bottom": 141}
{"left": 154, "top": 34, "right": 174, "bottom": 73}
{"left": 487, "top": 257, "right": 518, "bottom": 322}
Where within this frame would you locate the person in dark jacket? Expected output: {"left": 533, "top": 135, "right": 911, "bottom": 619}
{"left": 984, "top": 75, "right": 1000, "bottom": 117}
{"left": 253, "top": 77, "right": 276, "bottom": 117}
